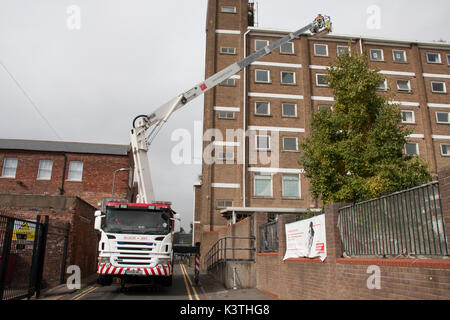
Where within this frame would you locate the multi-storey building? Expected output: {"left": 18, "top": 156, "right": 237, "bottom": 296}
{"left": 0, "top": 139, "right": 135, "bottom": 208}
{"left": 193, "top": 0, "right": 450, "bottom": 245}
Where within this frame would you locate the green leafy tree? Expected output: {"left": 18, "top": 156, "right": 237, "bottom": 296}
{"left": 299, "top": 52, "right": 431, "bottom": 204}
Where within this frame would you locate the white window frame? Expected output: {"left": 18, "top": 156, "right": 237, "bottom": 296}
{"left": 397, "top": 79, "right": 411, "bottom": 92}
{"left": 318, "top": 105, "right": 332, "bottom": 112}
{"left": 216, "top": 151, "right": 235, "bottom": 162}
{"left": 280, "top": 71, "right": 296, "bottom": 85}
{"left": 255, "top": 40, "right": 269, "bottom": 52}
{"left": 370, "top": 49, "right": 384, "bottom": 61}
{"left": 67, "top": 161, "right": 83, "bottom": 181}
{"left": 37, "top": 159, "right": 53, "bottom": 180}
{"left": 217, "top": 111, "right": 235, "bottom": 120}
{"left": 401, "top": 110, "right": 415, "bottom": 124}
{"left": 377, "top": 79, "right": 388, "bottom": 91}
{"left": 436, "top": 111, "right": 450, "bottom": 124}
{"left": 253, "top": 172, "right": 273, "bottom": 197}
{"left": 282, "top": 103, "right": 297, "bottom": 117}
{"left": 280, "top": 42, "right": 294, "bottom": 54}
{"left": 441, "top": 143, "right": 450, "bottom": 156}
{"left": 220, "top": 47, "right": 236, "bottom": 55}
{"left": 221, "top": 6, "right": 236, "bottom": 13}
{"left": 282, "top": 137, "right": 298, "bottom": 152}
{"left": 405, "top": 143, "right": 419, "bottom": 156}
{"left": 216, "top": 200, "right": 233, "bottom": 209}
{"left": 282, "top": 174, "right": 301, "bottom": 198}
{"left": 431, "top": 81, "right": 447, "bottom": 93}
{"left": 255, "top": 135, "right": 270, "bottom": 151}
{"left": 220, "top": 78, "right": 236, "bottom": 86}
{"left": 1, "top": 158, "right": 18, "bottom": 178}
{"left": 426, "top": 52, "right": 441, "bottom": 64}
{"left": 314, "top": 44, "right": 328, "bottom": 57}
{"left": 337, "top": 45, "right": 350, "bottom": 56}
{"left": 316, "top": 73, "right": 329, "bottom": 87}
{"left": 255, "top": 101, "right": 270, "bottom": 116}
{"left": 392, "top": 50, "right": 407, "bottom": 63}
{"left": 255, "top": 69, "right": 270, "bottom": 83}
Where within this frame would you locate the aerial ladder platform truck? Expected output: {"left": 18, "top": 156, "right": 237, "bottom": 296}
{"left": 94, "top": 14, "right": 332, "bottom": 288}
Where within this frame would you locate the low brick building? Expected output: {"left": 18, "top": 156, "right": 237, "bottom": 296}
{"left": 0, "top": 139, "right": 135, "bottom": 289}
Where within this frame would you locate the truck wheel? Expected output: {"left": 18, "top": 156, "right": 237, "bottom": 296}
{"left": 97, "top": 275, "right": 113, "bottom": 286}
{"left": 162, "top": 276, "right": 172, "bottom": 287}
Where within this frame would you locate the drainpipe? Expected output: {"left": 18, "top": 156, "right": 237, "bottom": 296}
{"left": 59, "top": 153, "right": 67, "bottom": 195}
{"left": 243, "top": 28, "right": 251, "bottom": 208}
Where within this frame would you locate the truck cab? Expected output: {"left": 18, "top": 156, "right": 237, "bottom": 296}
{"left": 94, "top": 201, "right": 180, "bottom": 287}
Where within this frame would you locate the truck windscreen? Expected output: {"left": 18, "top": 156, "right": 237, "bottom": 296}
{"left": 103, "top": 208, "right": 171, "bottom": 235}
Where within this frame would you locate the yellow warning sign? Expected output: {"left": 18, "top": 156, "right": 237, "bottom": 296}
{"left": 13, "top": 222, "right": 35, "bottom": 241}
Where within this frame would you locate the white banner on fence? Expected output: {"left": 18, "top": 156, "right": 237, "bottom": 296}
{"left": 283, "top": 214, "right": 327, "bottom": 262}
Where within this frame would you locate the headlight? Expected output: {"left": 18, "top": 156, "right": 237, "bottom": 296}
{"left": 98, "top": 257, "right": 110, "bottom": 264}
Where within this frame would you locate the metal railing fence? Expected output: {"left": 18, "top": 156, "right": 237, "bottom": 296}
{"left": 338, "top": 181, "right": 448, "bottom": 257}
{"left": 258, "top": 221, "right": 278, "bottom": 253}
{"left": 205, "top": 236, "right": 255, "bottom": 270}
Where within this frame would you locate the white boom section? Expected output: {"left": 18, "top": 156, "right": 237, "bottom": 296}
{"left": 131, "top": 14, "right": 332, "bottom": 203}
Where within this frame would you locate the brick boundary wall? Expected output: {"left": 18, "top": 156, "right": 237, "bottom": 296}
{"left": 0, "top": 194, "right": 98, "bottom": 289}
{"left": 253, "top": 167, "right": 450, "bottom": 300}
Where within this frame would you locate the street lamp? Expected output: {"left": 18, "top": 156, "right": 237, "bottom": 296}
{"left": 112, "top": 168, "right": 131, "bottom": 200}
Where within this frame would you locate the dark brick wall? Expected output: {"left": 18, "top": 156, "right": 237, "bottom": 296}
{"left": 0, "top": 194, "right": 98, "bottom": 288}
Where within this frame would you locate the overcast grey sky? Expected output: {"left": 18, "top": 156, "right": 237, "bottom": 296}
{"left": 1, "top": 0, "right": 449, "bottom": 231}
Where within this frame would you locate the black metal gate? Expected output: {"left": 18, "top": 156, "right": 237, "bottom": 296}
{"left": 0, "top": 215, "right": 48, "bottom": 300}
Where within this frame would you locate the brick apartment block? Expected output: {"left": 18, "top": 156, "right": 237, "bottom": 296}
{"left": 193, "top": 0, "right": 450, "bottom": 244}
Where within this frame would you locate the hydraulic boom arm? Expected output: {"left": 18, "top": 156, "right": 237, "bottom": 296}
{"left": 131, "top": 14, "right": 332, "bottom": 203}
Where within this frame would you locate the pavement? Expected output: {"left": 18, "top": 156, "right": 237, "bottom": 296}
{"left": 30, "top": 273, "right": 99, "bottom": 300}
{"left": 31, "top": 267, "right": 277, "bottom": 300}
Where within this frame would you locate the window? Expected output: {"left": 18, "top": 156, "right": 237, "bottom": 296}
{"left": 401, "top": 110, "right": 415, "bottom": 124}
{"left": 220, "top": 79, "right": 236, "bottom": 86}
{"left": 426, "top": 52, "right": 441, "bottom": 64}
{"left": 255, "top": 101, "right": 270, "bottom": 116}
{"left": 37, "top": 160, "right": 53, "bottom": 180}
{"left": 255, "top": 40, "right": 269, "bottom": 52}
{"left": 254, "top": 173, "right": 272, "bottom": 197}
{"left": 218, "top": 111, "right": 235, "bottom": 119}
{"left": 216, "top": 151, "right": 234, "bottom": 162}
{"left": 283, "top": 137, "right": 298, "bottom": 151}
{"left": 436, "top": 111, "right": 450, "bottom": 124}
{"left": 256, "top": 135, "right": 270, "bottom": 151}
{"left": 216, "top": 200, "right": 233, "bottom": 208}
{"left": 441, "top": 144, "right": 450, "bottom": 156}
{"left": 370, "top": 49, "right": 384, "bottom": 61}
{"left": 281, "top": 71, "right": 295, "bottom": 85}
{"left": 282, "top": 174, "right": 300, "bottom": 198}
{"left": 337, "top": 46, "right": 350, "bottom": 56}
{"left": 316, "top": 74, "right": 329, "bottom": 87}
{"left": 1, "top": 158, "right": 18, "bottom": 178}
{"left": 377, "top": 79, "right": 388, "bottom": 91}
{"left": 280, "top": 42, "right": 294, "bottom": 54}
{"left": 431, "top": 81, "right": 447, "bottom": 93}
{"left": 447, "top": 54, "right": 450, "bottom": 66}
{"left": 221, "top": 6, "right": 236, "bottom": 13}
{"left": 282, "top": 103, "right": 297, "bottom": 117}
{"left": 314, "top": 44, "right": 328, "bottom": 57}
{"left": 392, "top": 50, "right": 407, "bottom": 62}
{"left": 397, "top": 80, "right": 411, "bottom": 92}
{"left": 318, "top": 105, "right": 332, "bottom": 111}
{"left": 68, "top": 161, "right": 83, "bottom": 181}
{"left": 220, "top": 47, "right": 236, "bottom": 54}
{"left": 255, "top": 69, "right": 270, "bottom": 83}
{"left": 405, "top": 143, "right": 418, "bottom": 156}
